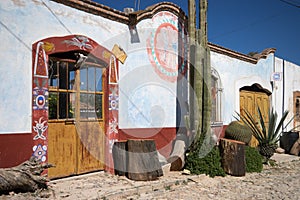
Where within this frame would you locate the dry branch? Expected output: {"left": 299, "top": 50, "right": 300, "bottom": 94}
{"left": 0, "top": 157, "right": 54, "bottom": 194}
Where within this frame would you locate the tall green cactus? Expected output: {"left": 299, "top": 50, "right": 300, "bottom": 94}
{"left": 188, "top": 0, "right": 211, "bottom": 152}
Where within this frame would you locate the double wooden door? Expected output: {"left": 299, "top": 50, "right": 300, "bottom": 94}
{"left": 47, "top": 58, "right": 106, "bottom": 179}
{"left": 240, "top": 90, "right": 270, "bottom": 147}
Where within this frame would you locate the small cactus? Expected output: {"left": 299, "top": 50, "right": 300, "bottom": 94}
{"left": 225, "top": 121, "right": 252, "bottom": 145}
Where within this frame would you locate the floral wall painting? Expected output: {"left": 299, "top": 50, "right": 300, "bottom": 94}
{"left": 32, "top": 144, "right": 47, "bottom": 162}
{"left": 147, "top": 11, "right": 188, "bottom": 83}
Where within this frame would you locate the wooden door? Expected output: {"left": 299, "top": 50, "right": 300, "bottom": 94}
{"left": 76, "top": 121, "right": 105, "bottom": 174}
{"left": 240, "top": 90, "right": 270, "bottom": 147}
{"left": 48, "top": 58, "right": 105, "bottom": 179}
{"left": 48, "top": 122, "right": 77, "bottom": 178}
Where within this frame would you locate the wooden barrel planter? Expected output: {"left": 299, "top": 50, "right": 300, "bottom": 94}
{"left": 112, "top": 140, "right": 127, "bottom": 176}
{"left": 112, "top": 139, "right": 163, "bottom": 181}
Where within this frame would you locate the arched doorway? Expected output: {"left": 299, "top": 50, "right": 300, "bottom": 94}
{"left": 32, "top": 35, "right": 116, "bottom": 178}
{"left": 239, "top": 84, "right": 271, "bottom": 147}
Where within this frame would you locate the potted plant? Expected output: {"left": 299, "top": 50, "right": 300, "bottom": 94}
{"left": 236, "top": 107, "right": 290, "bottom": 162}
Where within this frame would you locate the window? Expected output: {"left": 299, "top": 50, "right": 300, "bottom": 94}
{"left": 211, "top": 68, "right": 222, "bottom": 122}
{"left": 48, "top": 56, "right": 104, "bottom": 121}
{"left": 48, "top": 59, "right": 76, "bottom": 120}
{"left": 79, "top": 64, "right": 103, "bottom": 119}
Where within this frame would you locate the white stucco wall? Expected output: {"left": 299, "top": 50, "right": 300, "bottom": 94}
{"left": 118, "top": 11, "right": 188, "bottom": 129}
{"left": 0, "top": 0, "right": 185, "bottom": 133}
{"left": 0, "top": 0, "right": 129, "bottom": 133}
{"left": 274, "top": 57, "right": 300, "bottom": 131}
{"left": 210, "top": 51, "right": 274, "bottom": 125}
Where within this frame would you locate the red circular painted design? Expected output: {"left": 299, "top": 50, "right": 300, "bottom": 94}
{"left": 147, "top": 22, "right": 188, "bottom": 82}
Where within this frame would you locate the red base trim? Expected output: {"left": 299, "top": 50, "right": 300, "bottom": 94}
{"left": 0, "top": 133, "right": 33, "bottom": 168}
{"left": 119, "top": 128, "right": 177, "bottom": 158}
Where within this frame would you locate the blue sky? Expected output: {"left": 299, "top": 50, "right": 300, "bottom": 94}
{"left": 95, "top": 0, "right": 300, "bottom": 65}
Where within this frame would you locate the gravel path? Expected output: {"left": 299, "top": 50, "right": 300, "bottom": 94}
{"left": 1, "top": 154, "right": 299, "bottom": 200}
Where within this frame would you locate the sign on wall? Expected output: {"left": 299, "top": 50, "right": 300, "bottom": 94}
{"left": 271, "top": 72, "right": 282, "bottom": 81}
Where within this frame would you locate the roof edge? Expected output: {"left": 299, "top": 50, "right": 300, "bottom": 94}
{"left": 208, "top": 42, "right": 276, "bottom": 64}
{"left": 50, "top": 0, "right": 187, "bottom": 25}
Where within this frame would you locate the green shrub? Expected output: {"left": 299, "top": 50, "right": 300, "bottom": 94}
{"left": 185, "top": 146, "right": 226, "bottom": 177}
{"left": 245, "top": 146, "right": 263, "bottom": 173}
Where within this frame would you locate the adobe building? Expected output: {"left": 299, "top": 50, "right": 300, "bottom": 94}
{"left": 0, "top": 0, "right": 299, "bottom": 179}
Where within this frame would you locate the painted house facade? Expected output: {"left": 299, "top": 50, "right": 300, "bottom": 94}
{"left": 1, "top": 0, "right": 299, "bottom": 179}
{"left": 209, "top": 45, "right": 275, "bottom": 139}
{"left": 209, "top": 44, "right": 300, "bottom": 141}
{"left": 0, "top": 0, "right": 188, "bottom": 178}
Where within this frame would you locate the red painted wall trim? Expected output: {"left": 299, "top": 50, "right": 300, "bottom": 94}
{"left": 118, "top": 128, "right": 177, "bottom": 158}
{"left": 0, "top": 133, "right": 33, "bottom": 168}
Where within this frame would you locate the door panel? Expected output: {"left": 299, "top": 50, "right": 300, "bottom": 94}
{"left": 76, "top": 121, "right": 105, "bottom": 174}
{"left": 48, "top": 121, "right": 105, "bottom": 178}
{"left": 48, "top": 122, "right": 77, "bottom": 178}
{"left": 240, "top": 90, "right": 270, "bottom": 147}
{"left": 240, "top": 91, "right": 255, "bottom": 117}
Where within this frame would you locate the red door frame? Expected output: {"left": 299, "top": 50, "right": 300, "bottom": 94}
{"left": 32, "top": 35, "right": 119, "bottom": 174}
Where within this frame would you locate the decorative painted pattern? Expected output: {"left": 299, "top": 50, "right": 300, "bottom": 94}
{"left": 62, "top": 36, "right": 93, "bottom": 50}
{"left": 32, "top": 41, "right": 49, "bottom": 164}
{"left": 147, "top": 11, "right": 188, "bottom": 82}
{"left": 32, "top": 35, "right": 116, "bottom": 175}
{"left": 33, "top": 78, "right": 48, "bottom": 110}
{"left": 32, "top": 144, "right": 47, "bottom": 162}
{"left": 106, "top": 59, "right": 119, "bottom": 173}
{"left": 109, "top": 87, "right": 119, "bottom": 111}
{"left": 33, "top": 117, "right": 48, "bottom": 140}
{"left": 109, "top": 55, "right": 119, "bottom": 84}
{"left": 34, "top": 42, "right": 48, "bottom": 78}
{"left": 109, "top": 117, "right": 118, "bottom": 134}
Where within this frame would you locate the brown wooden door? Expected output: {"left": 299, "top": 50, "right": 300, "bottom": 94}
{"left": 76, "top": 121, "right": 105, "bottom": 174}
{"left": 48, "top": 121, "right": 105, "bottom": 178}
{"left": 240, "top": 90, "right": 270, "bottom": 147}
{"left": 48, "top": 122, "right": 77, "bottom": 178}
{"left": 48, "top": 58, "right": 105, "bottom": 179}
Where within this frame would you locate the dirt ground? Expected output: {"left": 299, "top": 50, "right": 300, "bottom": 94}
{"left": 1, "top": 153, "right": 299, "bottom": 200}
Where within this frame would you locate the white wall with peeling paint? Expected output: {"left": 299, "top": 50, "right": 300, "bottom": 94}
{"left": 118, "top": 11, "right": 188, "bottom": 129}
{"left": 210, "top": 51, "right": 274, "bottom": 125}
{"left": 0, "top": 0, "right": 187, "bottom": 133}
{"left": 0, "top": 0, "right": 128, "bottom": 133}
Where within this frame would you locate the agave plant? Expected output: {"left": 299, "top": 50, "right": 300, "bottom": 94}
{"left": 236, "top": 106, "right": 290, "bottom": 161}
